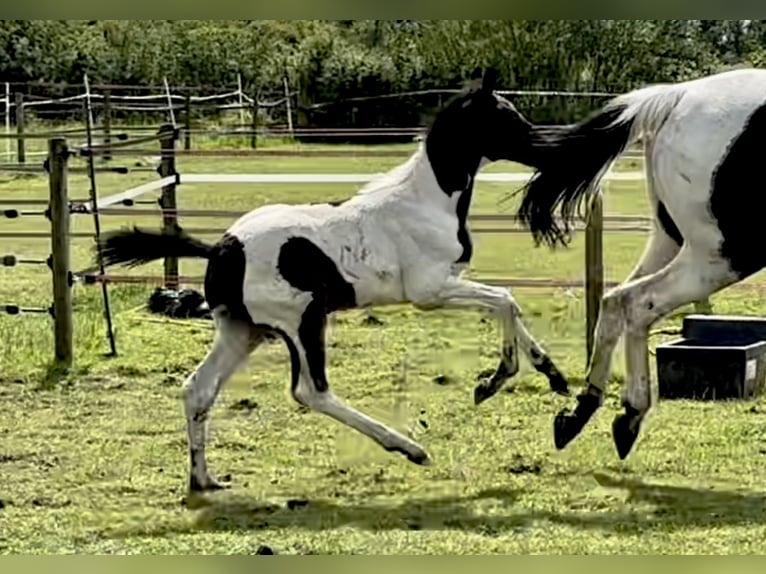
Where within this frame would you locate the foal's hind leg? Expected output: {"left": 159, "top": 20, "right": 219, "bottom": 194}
{"left": 184, "top": 310, "right": 264, "bottom": 492}
{"left": 280, "top": 303, "right": 431, "bottom": 465}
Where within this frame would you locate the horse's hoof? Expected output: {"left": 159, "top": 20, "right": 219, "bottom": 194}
{"left": 612, "top": 413, "right": 641, "bottom": 460}
{"left": 552, "top": 390, "right": 603, "bottom": 450}
{"left": 553, "top": 409, "right": 585, "bottom": 450}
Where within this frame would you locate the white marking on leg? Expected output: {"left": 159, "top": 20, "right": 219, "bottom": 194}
{"left": 611, "top": 248, "right": 737, "bottom": 415}
{"left": 184, "top": 311, "right": 263, "bottom": 491}
{"left": 619, "top": 221, "right": 682, "bottom": 412}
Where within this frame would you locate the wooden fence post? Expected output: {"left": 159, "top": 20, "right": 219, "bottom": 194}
{"left": 49, "top": 137, "right": 73, "bottom": 367}
{"left": 250, "top": 97, "right": 258, "bottom": 149}
{"left": 585, "top": 192, "right": 604, "bottom": 363}
{"left": 15, "top": 92, "right": 24, "bottom": 164}
{"left": 158, "top": 124, "right": 179, "bottom": 290}
{"left": 184, "top": 92, "right": 192, "bottom": 151}
{"left": 102, "top": 88, "right": 112, "bottom": 161}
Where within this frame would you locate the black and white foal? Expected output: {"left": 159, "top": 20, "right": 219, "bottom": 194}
{"left": 511, "top": 67, "right": 766, "bottom": 458}
{"left": 99, "top": 70, "right": 568, "bottom": 494}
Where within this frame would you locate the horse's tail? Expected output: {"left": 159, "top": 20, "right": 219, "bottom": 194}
{"left": 517, "top": 82, "right": 686, "bottom": 248}
{"left": 98, "top": 226, "right": 216, "bottom": 268}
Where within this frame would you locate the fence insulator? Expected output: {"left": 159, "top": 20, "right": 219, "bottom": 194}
{"left": 3, "top": 209, "right": 18, "bottom": 219}
{"left": 2, "top": 304, "right": 53, "bottom": 316}
{"left": 2, "top": 254, "right": 51, "bottom": 267}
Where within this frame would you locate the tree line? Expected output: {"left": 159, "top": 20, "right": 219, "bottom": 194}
{"left": 1, "top": 20, "right": 764, "bottom": 129}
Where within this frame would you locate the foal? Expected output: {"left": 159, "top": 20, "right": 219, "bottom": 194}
{"left": 99, "top": 70, "right": 569, "bottom": 493}
{"left": 511, "top": 67, "right": 766, "bottom": 458}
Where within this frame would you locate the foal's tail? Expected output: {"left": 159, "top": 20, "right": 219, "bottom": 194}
{"left": 98, "top": 226, "right": 216, "bottom": 268}
{"left": 517, "top": 82, "right": 686, "bottom": 248}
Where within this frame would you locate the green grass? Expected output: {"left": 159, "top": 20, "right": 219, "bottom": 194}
{"left": 1, "top": 139, "right": 766, "bottom": 554}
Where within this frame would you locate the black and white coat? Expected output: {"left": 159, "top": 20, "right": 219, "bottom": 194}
{"left": 100, "top": 71, "right": 568, "bottom": 494}
{"left": 513, "top": 67, "right": 766, "bottom": 459}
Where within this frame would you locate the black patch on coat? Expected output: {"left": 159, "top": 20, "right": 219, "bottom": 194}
{"left": 277, "top": 237, "right": 357, "bottom": 393}
{"left": 710, "top": 102, "right": 766, "bottom": 278}
{"left": 657, "top": 201, "right": 683, "bottom": 246}
{"left": 425, "top": 124, "right": 478, "bottom": 263}
{"left": 455, "top": 184, "right": 474, "bottom": 263}
{"left": 424, "top": 80, "right": 533, "bottom": 264}
{"left": 204, "top": 233, "right": 251, "bottom": 323}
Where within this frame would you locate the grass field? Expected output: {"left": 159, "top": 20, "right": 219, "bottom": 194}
{"left": 1, "top": 138, "right": 766, "bottom": 554}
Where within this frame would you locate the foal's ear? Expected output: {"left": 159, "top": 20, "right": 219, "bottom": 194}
{"left": 467, "top": 67, "right": 498, "bottom": 94}
{"left": 467, "top": 67, "right": 484, "bottom": 92}
{"left": 481, "top": 68, "right": 498, "bottom": 93}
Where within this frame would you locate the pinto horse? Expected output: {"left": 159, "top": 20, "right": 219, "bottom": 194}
{"left": 98, "top": 70, "right": 569, "bottom": 494}
{"left": 513, "top": 67, "right": 766, "bottom": 459}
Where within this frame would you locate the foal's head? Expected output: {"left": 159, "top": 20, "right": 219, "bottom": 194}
{"left": 425, "top": 68, "right": 531, "bottom": 194}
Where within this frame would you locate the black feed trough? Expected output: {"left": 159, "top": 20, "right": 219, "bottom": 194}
{"left": 656, "top": 314, "right": 766, "bottom": 400}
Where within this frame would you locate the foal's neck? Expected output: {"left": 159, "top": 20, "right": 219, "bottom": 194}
{"left": 421, "top": 139, "right": 481, "bottom": 199}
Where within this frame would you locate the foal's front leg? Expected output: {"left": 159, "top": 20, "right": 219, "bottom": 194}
{"left": 412, "top": 277, "right": 569, "bottom": 404}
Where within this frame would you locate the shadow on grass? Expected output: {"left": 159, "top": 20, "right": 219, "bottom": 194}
{"left": 581, "top": 472, "right": 766, "bottom": 529}
{"left": 112, "top": 487, "right": 527, "bottom": 538}
{"left": 110, "top": 472, "right": 766, "bottom": 540}
{"left": 535, "top": 472, "right": 766, "bottom": 534}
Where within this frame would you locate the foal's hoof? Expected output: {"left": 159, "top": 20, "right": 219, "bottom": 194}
{"left": 189, "top": 474, "right": 232, "bottom": 493}
{"left": 612, "top": 412, "right": 641, "bottom": 460}
{"left": 407, "top": 450, "right": 433, "bottom": 466}
{"left": 386, "top": 444, "right": 432, "bottom": 466}
{"left": 473, "top": 382, "right": 497, "bottom": 405}
{"left": 547, "top": 372, "right": 571, "bottom": 397}
{"left": 535, "top": 356, "right": 570, "bottom": 397}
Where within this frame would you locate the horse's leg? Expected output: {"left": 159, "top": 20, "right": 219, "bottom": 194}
{"left": 556, "top": 247, "right": 736, "bottom": 454}
{"left": 611, "top": 249, "right": 737, "bottom": 458}
{"left": 184, "top": 310, "right": 264, "bottom": 493}
{"left": 553, "top": 147, "right": 683, "bottom": 450}
{"left": 410, "top": 277, "right": 542, "bottom": 403}
{"left": 280, "top": 302, "right": 431, "bottom": 465}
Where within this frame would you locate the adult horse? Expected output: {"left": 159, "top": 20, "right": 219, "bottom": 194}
{"left": 98, "top": 70, "right": 569, "bottom": 494}
{"left": 513, "top": 68, "right": 766, "bottom": 459}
